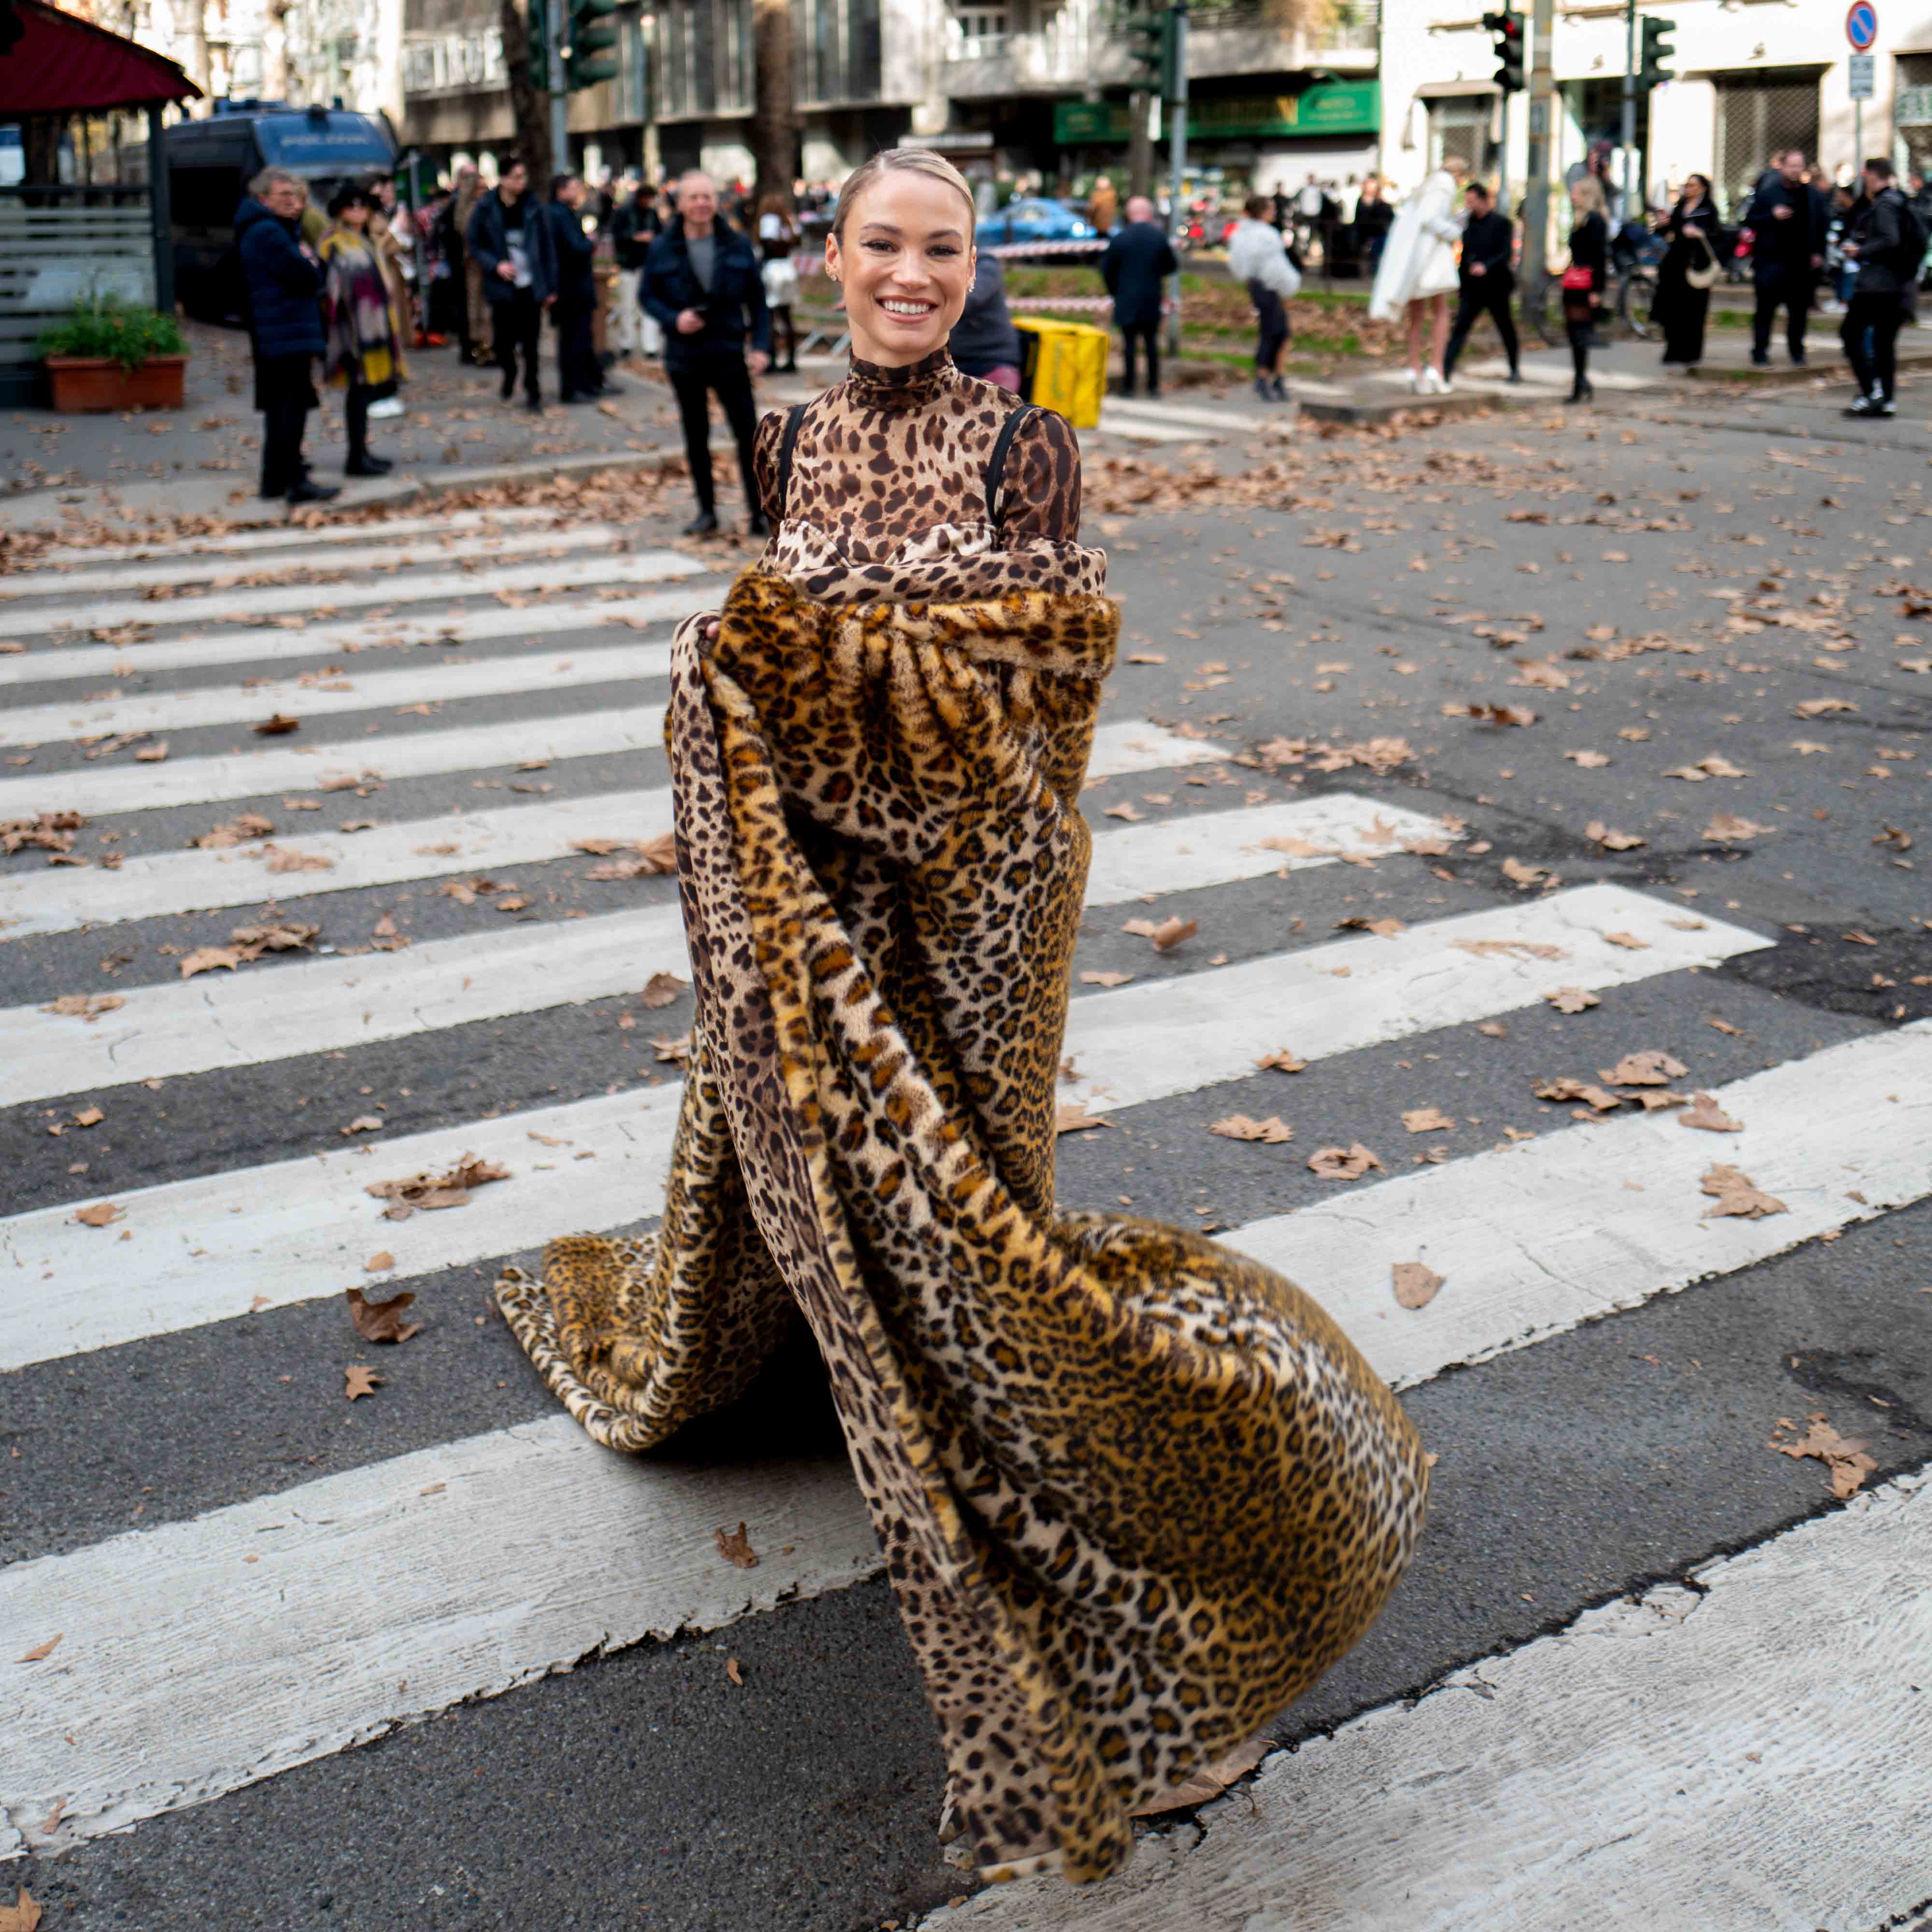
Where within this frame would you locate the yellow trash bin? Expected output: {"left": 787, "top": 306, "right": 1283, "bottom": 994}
{"left": 1013, "top": 316, "right": 1109, "bottom": 428}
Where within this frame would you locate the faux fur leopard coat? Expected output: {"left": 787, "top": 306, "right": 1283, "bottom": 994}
{"left": 497, "top": 350, "right": 1429, "bottom": 1886}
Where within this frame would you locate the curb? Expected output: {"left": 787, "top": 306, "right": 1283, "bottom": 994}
{"left": 1685, "top": 344, "right": 1932, "bottom": 385}
{"left": 1296, "top": 387, "right": 1540, "bottom": 425}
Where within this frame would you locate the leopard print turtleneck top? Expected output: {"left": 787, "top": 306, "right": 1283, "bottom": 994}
{"left": 751, "top": 348, "right": 1106, "bottom": 604}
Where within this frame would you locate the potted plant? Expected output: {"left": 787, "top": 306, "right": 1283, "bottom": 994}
{"left": 37, "top": 298, "right": 190, "bottom": 413}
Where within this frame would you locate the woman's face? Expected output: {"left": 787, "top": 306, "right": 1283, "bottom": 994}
{"left": 340, "top": 200, "right": 370, "bottom": 231}
{"left": 825, "top": 170, "right": 976, "bottom": 367}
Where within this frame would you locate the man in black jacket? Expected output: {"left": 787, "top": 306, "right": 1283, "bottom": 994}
{"left": 1443, "top": 179, "right": 1520, "bottom": 384}
{"left": 466, "top": 157, "right": 556, "bottom": 412}
{"left": 237, "top": 170, "right": 338, "bottom": 504}
{"left": 545, "top": 172, "right": 622, "bottom": 403}
{"left": 1745, "top": 149, "right": 1824, "bottom": 366}
{"left": 1100, "top": 196, "right": 1178, "bottom": 397}
{"left": 641, "top": 170, "right": 771, "bottom": 536}
{"left": 1842, "top": 157, "right": 1916, "bottom": 417}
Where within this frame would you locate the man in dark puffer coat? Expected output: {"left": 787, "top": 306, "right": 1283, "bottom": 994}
{"left": 237, "top": 169, "right": 339, "bottom": 503}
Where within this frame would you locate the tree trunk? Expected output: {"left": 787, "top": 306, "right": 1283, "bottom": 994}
{"left": 750, "top": 0, "right": 795, "bottom": 212}
{"left": 498, "top": 0, "right": 553, "bottom": 186}
{"left": 24, "top": 115, "right": 64, "bottom": 186}
{"left": 261, "top": 0, "right": 291, "bottom": 102}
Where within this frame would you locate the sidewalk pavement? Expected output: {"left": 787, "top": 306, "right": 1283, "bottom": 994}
{"left": 0, "top": 318, "right": 733, "bottom": 536}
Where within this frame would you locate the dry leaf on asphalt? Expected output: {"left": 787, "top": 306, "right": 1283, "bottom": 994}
{"left": 1444, "top": 700, "right": 1537, "bottom": 727}
{"left": 1079, "top": 969, "right": 1134, "bottom": 987}
{"left": 365, "top": 1250, "right": 396, "bottom": 1271}
{"left": 72, "top": 1201, "right": 124, "bottom": 1227}
{"left": 1401, "top": 1106, "right": 1456, "bottom": 1134}
{"left": 1455, "top": 938, "right": 1565, "bottom": 961}
{"left": 1603, "top": 931, "right": 1649, "bottom": 950}
{"left": 253, "top": 712, "right": 301, "bottom": 735}
{"left": 0, "top": 1889, "right": 44, "bottom": 1932}
{"left": 261, "top": 845, "right": 335, "bottom": 874}
{"left": 1255, "top": 1048, "right": 1306, "bottom": 1073}
{"left": 1477, "top": 1020, "right": 1507, "bottom": 1038}
{"left": 1122, "top": 915, "right": 1197, "bottom": 950}
{"left": 341, "top": 1114, "right": 383, "bottom": 1135}
{"left": 71, "top": 1106, "right": 103, "bottom": 1127}
{"left": 1391, "top": 1262, "right": 1445, "bottom": 1310}
{"left": 1599, "top": 1050, "right": 1687, "bottom": 1086}
{"left": 640, "top": 971, "right": 687, "bottom": 1009}
{"left": 1793, "top": 697, "right": 1857, "bottom": 717}
{"left": 653, "top": 1032, "right": 691, "bottom": 1064}
{"left": 365, "top": 1154, "right": 509, "bottom": 1220}
{"left": 1307, "top": 1143, "right": 1384, "bottom": 1180}
{"left": 1680, "top": 1091, "right": 1744, "bottom": 1133}
{"left": 191, "top": 811, "right": 276, "bottom": 849}
{"left": 1055, "top": 1102, "right": 1112, "bottom": 1134}
{"left": 1563, "top": 749, "right": 1611, "bottom": 768}
{"left": 1103, "top": 800, "right": 1144, "bottom": 821}
{"left": 1543, "top": 986, "right": 1600, "bottom": 1013}
{"left": 1501, "top": 857, "right": 1552, "bottom": 888}
{"left": 346, "top": 1287, "right": 422, "bottom": 1344}
{"left": 1534, "top": 1076, "right": 1621, "bottom": 1112}
{"left": 1335, "top": 914, "right": 1406, "bottom": 937}
{"left": 1769, "top": 1413, "right": 1877, "bottom": 1498}
{"left": 41, "top": 992, "right": 125, "bottom": 1022}
{"left": 135, "top": 740, "right": 169, "bottom": 762}
{"left": 344, "top": 1363, "right": 383, "bottom": 1399}
{"left": 724, "top": 1657, "right": 745, "bottom": 1686}
{"left": 1586, "top": 821, "right": 1647, "bottom": 851}
{"left": 1702, "top": 814, "right": 1775, "bottom": 843}
{"left": 15, "top": 1633, "right": 62, "bottom": 1663}
{"left": 1131, "top": 1737, "right": 1270, "bottom": 1817}
{"left": 1208, "top": 1114, "right": 1293, "bottom": 1143}
{"left": 716, "top": 1522, "right": 758, "bottom": 1568}
{"left": 1700, "top": 1163, "right": 1787, "bottom": 1219}
{"left": 179, "top": 945, "right": 245, "bottom": 979}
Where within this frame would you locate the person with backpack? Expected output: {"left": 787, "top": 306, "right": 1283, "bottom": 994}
{"left": 1841, "top": 156, "right": 1923, "bottom": 417}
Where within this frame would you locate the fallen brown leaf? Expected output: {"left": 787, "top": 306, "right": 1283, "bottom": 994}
{"left": 71, "top": 1106, "right": 103, "bottom": 1127}
{"left": 1769, "top": 1412, "right": 1876, "bottom": 1498}
{"left": 73, "top": 1201, "right": 124, "bottom": 1227}
{"left": 725, "top": 1656, "right": 745, "bottom": 1686}
{"left": 1055, "top": 1101, "right": 1112, "bottom": 1134}
{"left": 1563, "top": 749, "right": 1611, "bottom": 768}
{"left": 1599, "top": 1050, "right": 1687, "bottom": 1087}
{"left": 1454, "top": 938, "right": 1566, "bottom": 962}
{"left": 640, "top": 971, "right": 687, "bottom": 1009}
{"left": 344, "top": 1363, "right": 382, "bottom": 1399}
{"left": 1131, "top": 1737, "right": 1270, "bottom": 1817}
{"left": 1208, "top": 1113, "right": 1293, "bottom": 1143}
{"left": 1401, "top": 1106, "right": 1456, "bottom": 1134}
{"left": 1544, "top": 986, "right": 1600, "bottom": 1013}
{"left": 179, "top": 945, "right": 244, "bottom": 979}
{"left": 42, "top": 992, "right": 126, "bottom": 1022}
{"left": 365, "top": 1154, "right": 510, "bottom": 1220}
{"left": 365, "top": 1250, "right": 396, "bottom": 1271}
{"left": 261, "top": 845, "right": 336, "bottom": 874}
{"left": 347, "top": 1286, "right": 422, "bottom": 1343}
{"left": 1391, "top": 1261, "right": 1445, "bottom": 1310}
{"left": 254, "top": 712, "right": 301, "bottom": 735}
{"left": 652, "top": 1032, "right": 692, "bottom": 1064}
{"left": 1585, "top": 821, "right": 1646, "bottom": 851}
{"left": 15, "top": 1633, "right": 62, "bottom": 1663}
{"left": 1603, "top": 931, "right": 1649, "bottom": 950}
{"left": 1702, "top": 814, "right": 1775, "bottom": 843}
{"left": 1079, "top": 969, "right": 1134, "bottom": 987}
{"left": 1335, "top": 915, "right": 1406, "bottom": 938}
{"left": 1149, "top": 915, "right": 1197, "bottom": 951}
{"left": 1793, "top": 697, "right": 1857, "bottom": 717}
{"left": 191, "top": 812, "right": 276, "bottom": 849}
{"left": 1307, "top": 1143, "right": 1383, "bottom": 1181}
{"left": 1534, "top": 1076, "right": 1621, "bottom": 1112}
{"left": 1700, "top": 1162, "right": 1787, "bottom": 1219}
{"left": 0, "top": 1891, "right": 43, "bottom": 1932}
{"left": 1255, "top": 1048, "right": 1306, "bottom": 1073}
{"left": 1679, "top": 1091, "right": 1743, "bottom": 1133}
{"left": 716, "top": 1521, "right": 758, "bottom": 1568}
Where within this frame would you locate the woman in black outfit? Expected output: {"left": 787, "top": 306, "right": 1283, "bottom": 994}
{"left": 1562, "top": 175, "right": 1608, "bottom": 404}
{"left": 1654, "top": 173, "right": 1720, "bottom": 365}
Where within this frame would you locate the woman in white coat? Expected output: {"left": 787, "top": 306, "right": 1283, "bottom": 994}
{"left": 1370, "top": 155, "right": 1468, "bottom": 393}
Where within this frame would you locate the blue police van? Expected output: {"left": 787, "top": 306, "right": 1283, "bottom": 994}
{"left": 166, "top": 100, "right": 397, "bottom": 320}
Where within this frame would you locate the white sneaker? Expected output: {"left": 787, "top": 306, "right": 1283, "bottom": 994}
{"left": 1406, "top": 367, "right": 1421, "bottom": 392}
{"left": 1436, "top": 371, "right": 1455, "bottom": 394}
{"left": 368, "top": 397, "right": 406, "bottom": 419}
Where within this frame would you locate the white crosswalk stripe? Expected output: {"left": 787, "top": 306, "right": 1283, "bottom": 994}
{"left": 0, "top": 585, "right": 715, "bottom": 689}
{"left": 30, "top": 506, "right": 565, "bottom": 568}
{"left": 0, "top": 522, "right": 634, "bottom": 600}
{"left": 0, "top": 550, "right": 700, "bottom": 641}
{"left": 6, "top": 507, "right": 1926, "bottom": 1919}
{"left": 0, "top": 785, "right": 1441, "bottom": 944}
{"left": 0, "top": 639, "right": 673, "bottom": 748}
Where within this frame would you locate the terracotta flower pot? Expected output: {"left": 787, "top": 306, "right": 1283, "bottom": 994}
{"left": 44, "top": 355, "right": 188, "bottom": 414}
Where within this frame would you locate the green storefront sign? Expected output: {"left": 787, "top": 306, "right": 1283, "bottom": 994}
{"left": 1052, "top": 80, "right": 1379, "bottom": 147}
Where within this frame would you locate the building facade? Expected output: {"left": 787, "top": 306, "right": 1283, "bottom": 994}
{"left": 1379, "top": 0, "right": 1932, "bottom": 220}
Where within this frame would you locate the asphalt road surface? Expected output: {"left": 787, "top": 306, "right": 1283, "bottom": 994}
{"left": 2, "top": 372, "right": 1929, "bottom": 1932}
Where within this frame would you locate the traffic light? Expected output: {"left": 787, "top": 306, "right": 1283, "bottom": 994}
{"left": 1483, "top": 8, "right": 1525, "bottom": 93}
{"left": 526, "top": 0, "right": 551, "bottom": 92}
{"left": 564, "top": 0, "right": 619, "bottom": 91}
{"left": 1638, "top": 15, "right": 1676, "bottom": 87}
{"left": 1123, "top": 8, "right": 1171, "bottom": 96}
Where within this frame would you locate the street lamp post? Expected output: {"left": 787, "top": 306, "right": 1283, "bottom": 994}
{"left": 1165, "top": 0, "right": 1188, "bottom": 358}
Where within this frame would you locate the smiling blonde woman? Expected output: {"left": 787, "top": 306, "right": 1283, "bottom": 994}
{"left": 497, "top": 146, "right": 1430, "bottom": 1888}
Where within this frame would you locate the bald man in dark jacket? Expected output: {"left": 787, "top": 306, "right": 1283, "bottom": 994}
{"left": 1101, "top": 196, "right": 1178, "bottom": 397}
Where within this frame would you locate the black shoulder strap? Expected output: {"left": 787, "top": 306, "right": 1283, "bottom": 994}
{"left": 984, "top": 403, "right": 1039, "bottom": 534}
{"left": 774, "top": 402, "right": 808, "bottom": 521}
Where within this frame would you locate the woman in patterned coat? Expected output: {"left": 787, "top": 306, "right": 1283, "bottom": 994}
{"left": 497, "top": 145, "right": 1430, "bottom": 1890}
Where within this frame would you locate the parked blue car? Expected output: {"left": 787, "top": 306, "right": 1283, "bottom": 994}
{"left": 977, "top": 197, "right": 1098, "bottom": 258}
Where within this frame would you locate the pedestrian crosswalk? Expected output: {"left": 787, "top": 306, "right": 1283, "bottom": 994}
{"left": 2, "top": 506, "right": 1926, "bottom": 1923}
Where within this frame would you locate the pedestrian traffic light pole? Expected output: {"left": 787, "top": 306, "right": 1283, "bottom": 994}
{"left": 1483, "top": 10, "right": 1524, "bottom": 214}
{"left": 1520, "top": 0, "right": 1556, "bottom": 320}
{"left": 1165, "top": 0, "right": 1188, "bottom": 358}
{"left": 546, "top": 0, "right": 566, "bottom": 181}
{"left": 1620, "top": 0, "right": 1637, "bottom": 219}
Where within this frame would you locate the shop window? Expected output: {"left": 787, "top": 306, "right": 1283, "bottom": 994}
{"left": 1427, "top": 95, "right": 1493, "bottom": 175}
{"left": 1712, "top": 68, "right": 1820, "bottom": 220}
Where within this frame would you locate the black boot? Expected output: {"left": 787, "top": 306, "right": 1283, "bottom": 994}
{"left": 287, "top": 478, "right": 341, "bottom": 503}
{"left": 345, "top": 454, "right": 393, "bottom": 476}
{"left": 682, "top": 507, "right": 719, "bottom": 536}
{"left": 1564, "top": 379, "right": 1594, "bottom": 405}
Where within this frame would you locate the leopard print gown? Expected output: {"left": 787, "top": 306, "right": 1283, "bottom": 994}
{"left": 497, "top": 349, "right": 1430, "bottom": 1885}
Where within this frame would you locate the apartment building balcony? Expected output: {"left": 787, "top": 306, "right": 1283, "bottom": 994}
{"left": 939, "top": 0, "right": 1378, "bottom": 100}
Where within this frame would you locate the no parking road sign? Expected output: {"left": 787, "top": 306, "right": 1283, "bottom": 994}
{"left": 1846, "top": 1, "right": 1877, "bottom": 49}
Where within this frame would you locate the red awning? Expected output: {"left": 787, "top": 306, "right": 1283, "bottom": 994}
{"left": 0, "top": 0, "right": 202, "bottom": 114}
